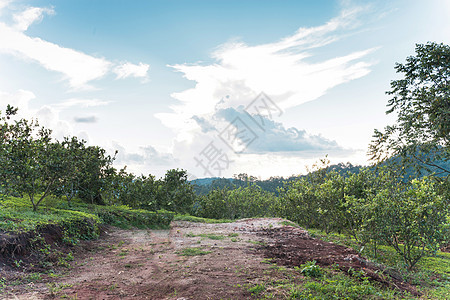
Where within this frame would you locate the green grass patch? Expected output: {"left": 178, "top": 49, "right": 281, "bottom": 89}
{"left": 173, "top": 214, "right": 233, "bottom": 223}
{"left": 184, "top": 232, "right": 226, "bottom": 240}
{"left": 176, "top": 247, "right": 212, "bottom": 256}
{"left": 279, "top": 220, "right": 301, "bottom": 228}
{"left": 247, "top": 240, "right": 266, "bottom": 246}
{"left": 306, "top": 227, "right": 450, "bottom": 299}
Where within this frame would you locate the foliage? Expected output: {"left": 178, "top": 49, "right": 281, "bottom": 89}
{"left": 0, "top": 195, "right": 99, "bottom": 235}
{"left": 363, "top": 176, "right": 449, "bottom": 270}
{"left": 173, "top": 214, "right": 233, "bottom": 223}
{"left": 157, "top": 169, "right": 195, "bottom": 213}
{"left": 0, "top": 108, "right": 72, "bottom": 211}
{"left": 193, "top": 184, "right": 277, "bottom": 219}
{"left": 300, "top": 261, "right": 324, "bottom": 278}
{"left": 369, "top": 42, "right": 450, "bottom": 176}
{"left": 75, "top": 145, "right": 116, "bottom": 205}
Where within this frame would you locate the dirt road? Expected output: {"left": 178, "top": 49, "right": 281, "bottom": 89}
{"left": 2, "top": 218, "right": 418, "bottom": 299}
{"left": 4, "top": 218, "right": 291, "bottom": 299}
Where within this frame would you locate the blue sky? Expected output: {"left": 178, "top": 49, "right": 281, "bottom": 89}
{"left": 0, "top": 0, "right": 449, "bottom": 179}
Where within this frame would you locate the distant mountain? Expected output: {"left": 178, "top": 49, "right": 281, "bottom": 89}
{"left": 188, "top": 153, "right": 449, "bottom": 196}
{"left": 189, "top": 162, "right": 364, "bottom": 195}
{"left": 190, "top": 178, "right": 225, "bottom": 186}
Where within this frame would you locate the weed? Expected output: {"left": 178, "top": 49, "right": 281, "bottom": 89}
{"left": 279, "top": 220, "right": 300, "bottom": 228}
{"left": 24, "top": 272, "right": 42, "bottom": 282}
{"left": 247, "top": 283, "right": 266, "bottom": 295}
{"left": 176, "top": 247, "right": 212, "bottom": 256}
{"left": 248, "top": 240, "right": 266, "bottom": 246}
{"left": 13, "top": 259, "right": 23, "bottom": 268}
{"left": 47, "top": 282, "right": 73, "bottom": 296}
{"left": 300, "top": 261, "right": 324, "bottom": 278}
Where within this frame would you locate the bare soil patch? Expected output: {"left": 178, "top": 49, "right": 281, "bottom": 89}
{"left": 257, "top": 226, "right": 421, "bottom": 296}
{"left": 1, "top": 218, "right": 420, "bottom": 299}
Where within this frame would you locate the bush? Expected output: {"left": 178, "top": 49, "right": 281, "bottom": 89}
{"left": 364, "top": 177, "right": 449, "bottom": 270}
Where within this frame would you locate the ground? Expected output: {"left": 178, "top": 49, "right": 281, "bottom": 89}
{"left": 1, "top": 218, "right": 419, "bottom": 299}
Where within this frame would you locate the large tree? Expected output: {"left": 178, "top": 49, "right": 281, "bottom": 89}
{"left": 0, "top": 106, "right": 70, "bottom": 211}
{"left": 369, "top": 42, "right": 449, "bottom": 176}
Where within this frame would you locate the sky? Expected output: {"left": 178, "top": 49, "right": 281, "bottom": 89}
{"left": 0, "top": 0, "right": 449, "bottom": 179}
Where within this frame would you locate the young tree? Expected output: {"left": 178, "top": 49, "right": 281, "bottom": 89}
{"left": 54, "top": 136, "right": 88, "bottom": 206}
{"left": 157, "top": 169, "right": 195, "bottom": 213}
{"left": 369, "top": 42, "right": 449, "bottom": 176}
{"left": 365, "top": 176, "right": 448, "bottom": 270}
{"left": 76, "top": 146, "right": 116, "bottom": 205}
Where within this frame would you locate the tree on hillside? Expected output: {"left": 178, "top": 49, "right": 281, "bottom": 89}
{"left": 157, "top": 169, "right": 195, "bottom": 213}
{"left": 0, "top": 106, "right": 70, "bottom": 211}
{"left": 76, "top": 146, "right": 116, "bottom": 205}
{"left": 369, "top": 42, "right": 449, "bottom": 176}
{"left": 54, "top": 136, "right": 89, "bottom": 206}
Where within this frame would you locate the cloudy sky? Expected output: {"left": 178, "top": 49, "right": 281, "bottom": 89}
{"left": 0, "top": 0, "right": 449, "bottom": 179}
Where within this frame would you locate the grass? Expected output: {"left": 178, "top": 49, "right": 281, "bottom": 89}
{"left": 173, "top": 214, "right": 233, "bottom": 223}
{"left": 0, "top": 195, "right": 175, "bottom": 235}
{"left": 176, "top": 247, "right": 212, "bottom": 256}
{"left": 185, "top": 232, "right": 240, "bottom": 240}
{"left": 279, "top": 220, "right": 301, "bottom": 228}
{"left": 0, "top": 196, "right": 99, "bottom": 234}
{"left": 248, "top": 240, "right": 266, "bottom": 246}
{"left": 242, "top": 260, "right": 404, "bottom": 299}
{"left": 306, "top": 227, "right": 450, "bottom": 299}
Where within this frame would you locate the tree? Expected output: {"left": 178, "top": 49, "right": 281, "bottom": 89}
{"left": 369, "top": 42, "right": 449, "bottom": 176}
{"left": 364, "top": 176, "right": 448, "bottom": 270}
{"left": 0, "top": 107, "right": 69, "bottom": 211}
{"left": 76, "top": 146, "right": 116, "bottom": 205}
{"left": 54, "top": 136, "right": 88, "bottom": 206}
{"left": 157, "top": 169, "right": 195, "bottom": 213}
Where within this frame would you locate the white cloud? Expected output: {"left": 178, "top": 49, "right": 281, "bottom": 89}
{"left": 0, "top": 22, "right": 112, "bottom": 88}
{"left": 13, "top": 6, "right": 54, "bottom": 31}
{"left": 157, "top": 7, "right": 376, "bottom": 134}
{"left": 155, "top": 5, "right": 378, "bottom": 178}
{"left": 0, "top": 89, "right": 35, "bottom": 113}
{"left": 114, "top": 62, "right": 150, "bottom": 79}
{"left": 0, "top": 2, "right": 150, "bottom": 89}
{"left": 0, "top": 89, "right": 74, "bottom": 140}
{"left": 56, "top": 98, "right": 111, "bottom": 109}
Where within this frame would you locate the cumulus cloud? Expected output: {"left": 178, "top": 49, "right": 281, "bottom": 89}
{"left": 156, "top": 6, "right": 376, "bottom": 139}
{"left": 74, "top": 115, "right": 98, "bottom": 123}
{"left": 0, "top": 3, "right": 149, "bottom": 89}
{"left": 112, "top": 142, "right": 176, "bottom": 167}
{"left": 191, "top": 115, "right": 216, "bottom": 133}
{"left": 156, "top": 6, "right": 374, "bottom": 177}
{"left": 0, "top": 89, "right": 35, "bottom": 114}
{"left": 216, "top": 107, "right": 344, "bottom": 153}
{"left": 114, "top": 62, "right": 150, "bottom": 79}
{"left": 0, "top": 0, "right": 11, "bottom": 15}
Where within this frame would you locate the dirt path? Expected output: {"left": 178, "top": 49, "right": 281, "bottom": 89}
{"left": 3, "top": 218, "right": 289, "bottom": 299}
{"left": 2, "top": 218, "right": 419, "bottom": 299}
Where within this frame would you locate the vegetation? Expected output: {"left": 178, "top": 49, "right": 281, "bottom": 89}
{"left": 176, "top": 247, "right": 212, "bottom": 256}
{"left": 0, "top": 42, "right": 448, "bottom": 298}
{"left": 369, "top": 42, "right": 449, "bottom": 177}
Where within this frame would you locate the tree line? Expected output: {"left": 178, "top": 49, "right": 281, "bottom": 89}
{"left": 1, "top": 42, "right": 449, "bottom": 270}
